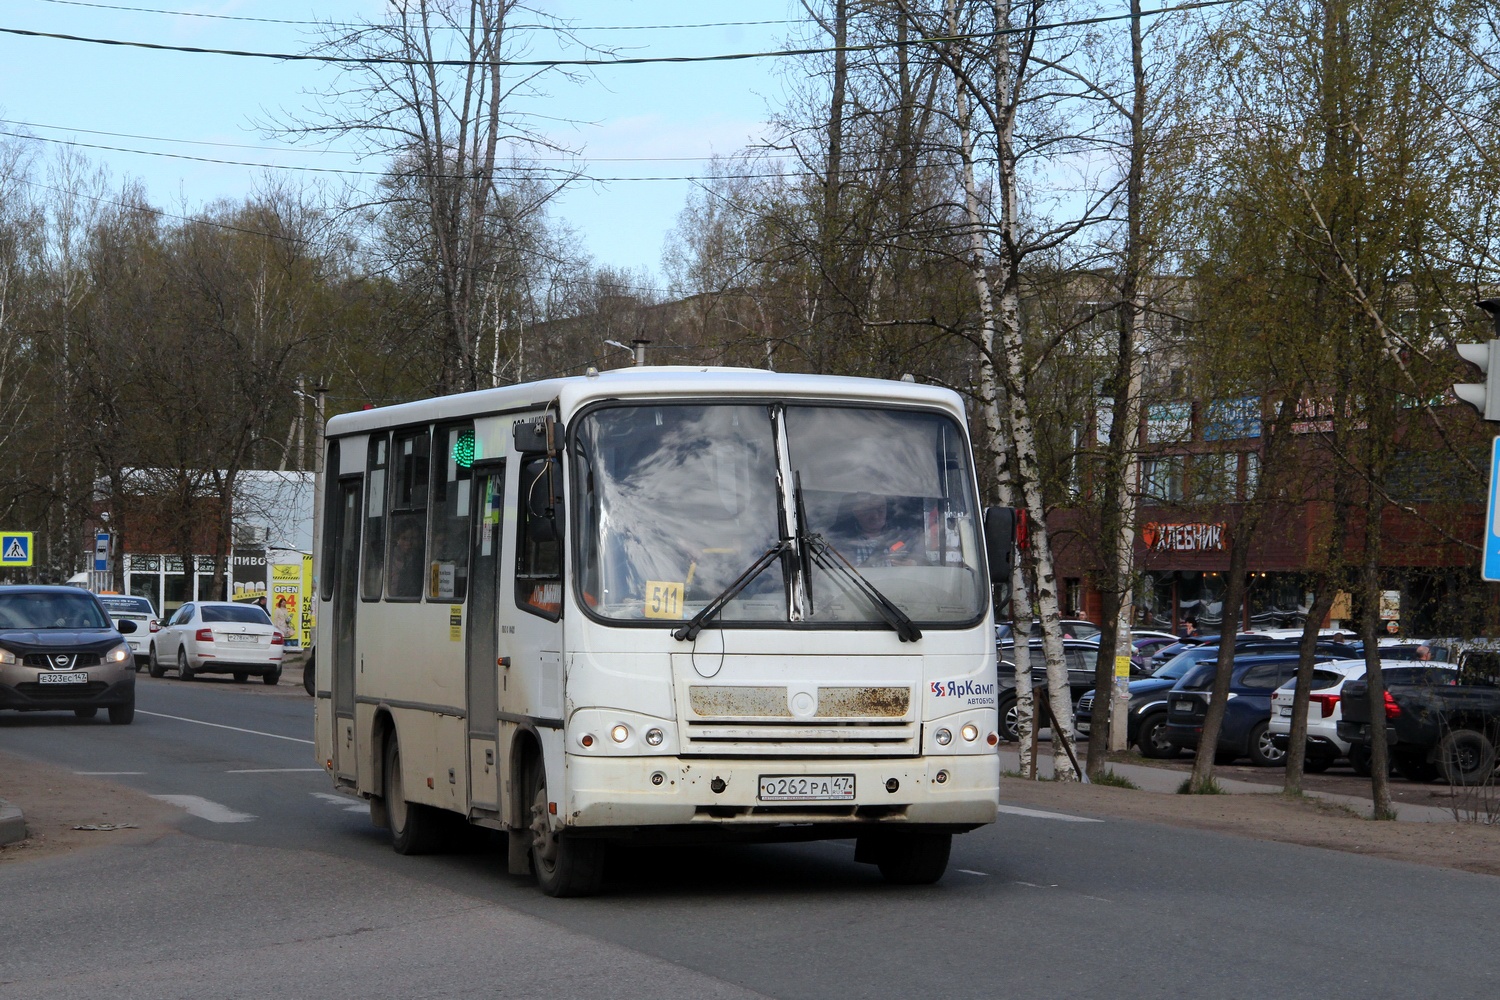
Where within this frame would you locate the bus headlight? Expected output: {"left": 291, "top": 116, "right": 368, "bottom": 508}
{"left": 935, "top": 728, "right": 952, "bottom": 746}
{"left": 610, "top": 724, "right": 630, "bottom": 744}
{"left": 961, "top": 724, "right": 979, "bottom": 743}
{"left": 645, "top": 728, "right": 664, "bottom": 746}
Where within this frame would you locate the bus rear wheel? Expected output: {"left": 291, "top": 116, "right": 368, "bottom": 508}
{"left": 527, "top": 763, "right": 604, "bottom": 897}
{"left": 863, "top": 831, "right": 952, "bottom": 885}
{"left": 384, "top": 735, "right": 441, "bottom": 855}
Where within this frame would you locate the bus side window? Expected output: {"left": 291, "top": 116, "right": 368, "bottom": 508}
{"left": 387, "top": 427, "right": 431, "bottom": 601}
{"left": 361, "top": 434, "right": 388, "bottom": 600}
{"left": 319, "top": 440, "right": 342, "bottom": 603}
{"left": 429, "top": 422, "right": 474, "bottom": 601}
{"left": 515, "top": 456, "right": 563, "bottom": 619}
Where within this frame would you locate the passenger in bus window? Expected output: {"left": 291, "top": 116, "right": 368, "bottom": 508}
{"left": 836, "top": 493, "right": 919, "bottom": 567}
{"left": 389, "top": 520, "right": 425, "bottom": 598}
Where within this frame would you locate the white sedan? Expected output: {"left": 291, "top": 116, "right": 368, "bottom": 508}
{"left": 148, "top": 601, "right": 284, "bottom": 684}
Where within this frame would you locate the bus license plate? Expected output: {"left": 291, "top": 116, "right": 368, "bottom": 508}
{"left": 38, "top": 672, "right": 87, "bottom": 684}
{"left": 758, "top": 774, "right": 855, "bottom": 802}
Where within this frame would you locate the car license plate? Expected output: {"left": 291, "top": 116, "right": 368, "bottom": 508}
{"left": 1076, "top": 721, "right": 1090, "bottom": 734}
{"left": 1279, "top": 706, "right": 1292, "bottom": 717}
{"left": 1173, "top": 700, "right": 1195, "bottom": 714}
{"left": 224, "top": 634, "right": 258, "bottom": 644}
{"left": 38, "top": 672, "right": 87, "bottom": 684}
{"left": 758, "top": 774, "right": 855, "bottom": 801}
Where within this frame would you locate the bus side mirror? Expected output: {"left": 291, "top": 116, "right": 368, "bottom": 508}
{"left": 514, "top": 415, "right": 562, "bottom": 455}
{"left": 984, "top": 506, "right": 1017, "bottom": 584}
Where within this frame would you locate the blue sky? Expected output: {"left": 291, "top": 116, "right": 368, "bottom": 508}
{"left": 0, "top": 1, "right": 804, "bottom": 285}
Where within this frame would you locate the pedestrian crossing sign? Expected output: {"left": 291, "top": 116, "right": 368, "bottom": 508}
{"left": 0, "top": 532, "right": 32, "bottom": 567}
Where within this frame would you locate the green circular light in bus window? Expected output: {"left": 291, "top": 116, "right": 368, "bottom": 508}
{"left": 453, "top": 430, "right": 476, "bottom": 469}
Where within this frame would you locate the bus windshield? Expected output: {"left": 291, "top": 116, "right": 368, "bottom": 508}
{"left": 573, "top": 402, "right": 986, "bottom": 627}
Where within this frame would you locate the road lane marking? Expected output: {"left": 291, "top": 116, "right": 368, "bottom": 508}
{"left": 997, "top": 804, "right": 1103, "bottom": 823}
{"left": 75, "top": 771, "right": 145, "bottom": 775}
{"left": 312, "top": 792, "right": 367, "bottom": 813}
{"left": 227, "top": 768, "right": 324, "bottom": 773}
{"left": 137, "top": 710, "right": 314, "bottom": 745}
{"left": 958, "top": 869, "right": 990, "bottom": 876}
{"left": 150, "top": 795, "right": 255, "bottom": 823}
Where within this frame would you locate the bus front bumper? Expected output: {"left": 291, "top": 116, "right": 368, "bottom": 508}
{"left": 562, "top": 753, "right": 999, "bottom": 828}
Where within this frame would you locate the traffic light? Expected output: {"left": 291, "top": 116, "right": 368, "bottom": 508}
{"left": 1453, "top": 299, "right": 1500, "bottom": 421}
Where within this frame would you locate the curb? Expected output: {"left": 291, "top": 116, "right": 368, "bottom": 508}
{"left": 0, "top": 798, "right": 26, "bottom": 846}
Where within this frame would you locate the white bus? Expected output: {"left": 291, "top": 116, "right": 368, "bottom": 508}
{"left": 313, "top": 367, "right": 1006, "bottom": 895}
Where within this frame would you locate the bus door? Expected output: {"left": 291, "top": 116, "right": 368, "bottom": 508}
{"left": 496, "top": 452, "right": 566, "bottom": 739}
{"left": 465, "top": 463, "right": 505, "bottom": 812}
{"left": 330, "top": 477, "right": 362, "bottom": 782}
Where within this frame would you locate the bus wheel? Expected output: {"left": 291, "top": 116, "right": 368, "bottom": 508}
{"left": 527, "top": 764, "right": 604, "bottom": 897}
{"left": 867, "top": 831, "right": 952, "bottom": 886}
{"left": 384, "top": 735, "right": 441, "bottom": 855}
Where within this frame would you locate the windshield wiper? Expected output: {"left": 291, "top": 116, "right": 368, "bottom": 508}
{"left": 672, "top": 540, "right": 791, "bottom": 642}
{"left": 792, "top": 475, "right": 922, "bottom": 643}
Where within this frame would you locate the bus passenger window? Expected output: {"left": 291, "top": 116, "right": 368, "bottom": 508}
{"left": 319, "top": 440, "right": 341, "bottom": 603}
{"left": 428, "top": 423, "right": 474, "bottom": 601}
{"left": 361, "top": 434, "right": 388, "bottom": 600}
{"left": 386, "top": 427, "right": 430, "bottom": 601}
{"left": 516, "top": 456, "right": 563, "bottom": 619}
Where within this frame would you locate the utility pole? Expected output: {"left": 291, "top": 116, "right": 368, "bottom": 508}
{"left": 296, "top": 375, "right": 307, "bottom": 471}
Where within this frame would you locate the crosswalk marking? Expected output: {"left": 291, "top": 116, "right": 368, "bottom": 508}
{"left": 151, "top": 795, "right": 255, "bottom": 823}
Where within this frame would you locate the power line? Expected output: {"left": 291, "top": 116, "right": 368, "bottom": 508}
{"left": 30, "top": 1, "right": 794, "bottom": 32}
{"left": 0, "top": 117, "right": 798, "bottom": 164}
{"left": 0, "top": 2, "right": 1248, "bottom": 69}
{"left": 3, "top": 127, "right": 980, "bottom": 185}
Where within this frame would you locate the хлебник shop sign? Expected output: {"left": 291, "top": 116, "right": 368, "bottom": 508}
{"left": 1141, "top": 522, "right": 1226, "bottom": 552}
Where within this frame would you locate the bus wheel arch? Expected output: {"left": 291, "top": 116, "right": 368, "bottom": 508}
{"left": 368, "top": 709, "right": 398, "bottom": 829}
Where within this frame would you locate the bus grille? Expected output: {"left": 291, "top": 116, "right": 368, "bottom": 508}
{"left": 682, "top": 684, "right": 918, "bottom": 757}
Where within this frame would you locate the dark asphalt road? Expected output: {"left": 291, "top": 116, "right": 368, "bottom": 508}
{"left": 0, "top": 674, "right": 1494, "bottom": 999}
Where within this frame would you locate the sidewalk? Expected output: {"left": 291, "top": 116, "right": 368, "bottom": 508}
{"left": 999, "top": 749, "right": 1461, "bottom": 823}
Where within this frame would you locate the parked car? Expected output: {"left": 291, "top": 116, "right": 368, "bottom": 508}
{"left": 149, "top": 601, "right": 284, "bottom": 684}
{"left": 996, "top": 619, "right": 1102, "bottom": 642}
{"left": 0, "top": 585, "right": 137, "bottom": 723}
{"left": 995, "top": 638, "right": 1134, "bottom": 741}
{"left": 96, "top": 593, "right": 158, "bottom": 670}
{"left": 1163, "top": 651, "right": 1345, "bottom": 765}
{"left": 1272, "top": 660, "right": 1459, "bottom": 775}
{"left": 1078, "top": 640, "right": 1357, "bottom": 757}
{"left": 1338, "top": 661, "right": 1496, "bottom": 784}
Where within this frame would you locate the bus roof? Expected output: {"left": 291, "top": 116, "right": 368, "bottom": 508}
{"left": 325, "top": 366, "right": 968, "bottom": 438}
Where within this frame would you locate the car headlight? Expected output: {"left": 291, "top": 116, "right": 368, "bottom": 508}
{"left": 0, "top": 648, "right": 15, "bottom": 665}
{"left": 105, "top": 644, "right": 131, "bottom": 664}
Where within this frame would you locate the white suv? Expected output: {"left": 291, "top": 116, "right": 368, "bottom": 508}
{"left": 1269, "top": 658, "right": 1457, "bottom": 774}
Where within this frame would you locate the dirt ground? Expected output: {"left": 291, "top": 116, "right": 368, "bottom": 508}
{"left": 2, "top": 735, "right": 1497, "bottom": 878}
{"left": 1000, "top": 776, "right": 1500, "bottom": 878}
{"left": 0, "top": 749, "right": 182, "bottom": 864}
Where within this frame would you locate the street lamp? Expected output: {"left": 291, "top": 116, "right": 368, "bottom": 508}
{"left": 604, "top": 339, "right": 651, "bottom": 366}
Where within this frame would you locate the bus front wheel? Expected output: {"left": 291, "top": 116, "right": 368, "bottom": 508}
{"left": 862, "top": 831, "right": 952, "bottom": 885}
{"left": 527, "top": 763, "right": 604, "bottom": 897}
{"left": 384, "top": 735, "right": 441, "bottom": 855}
